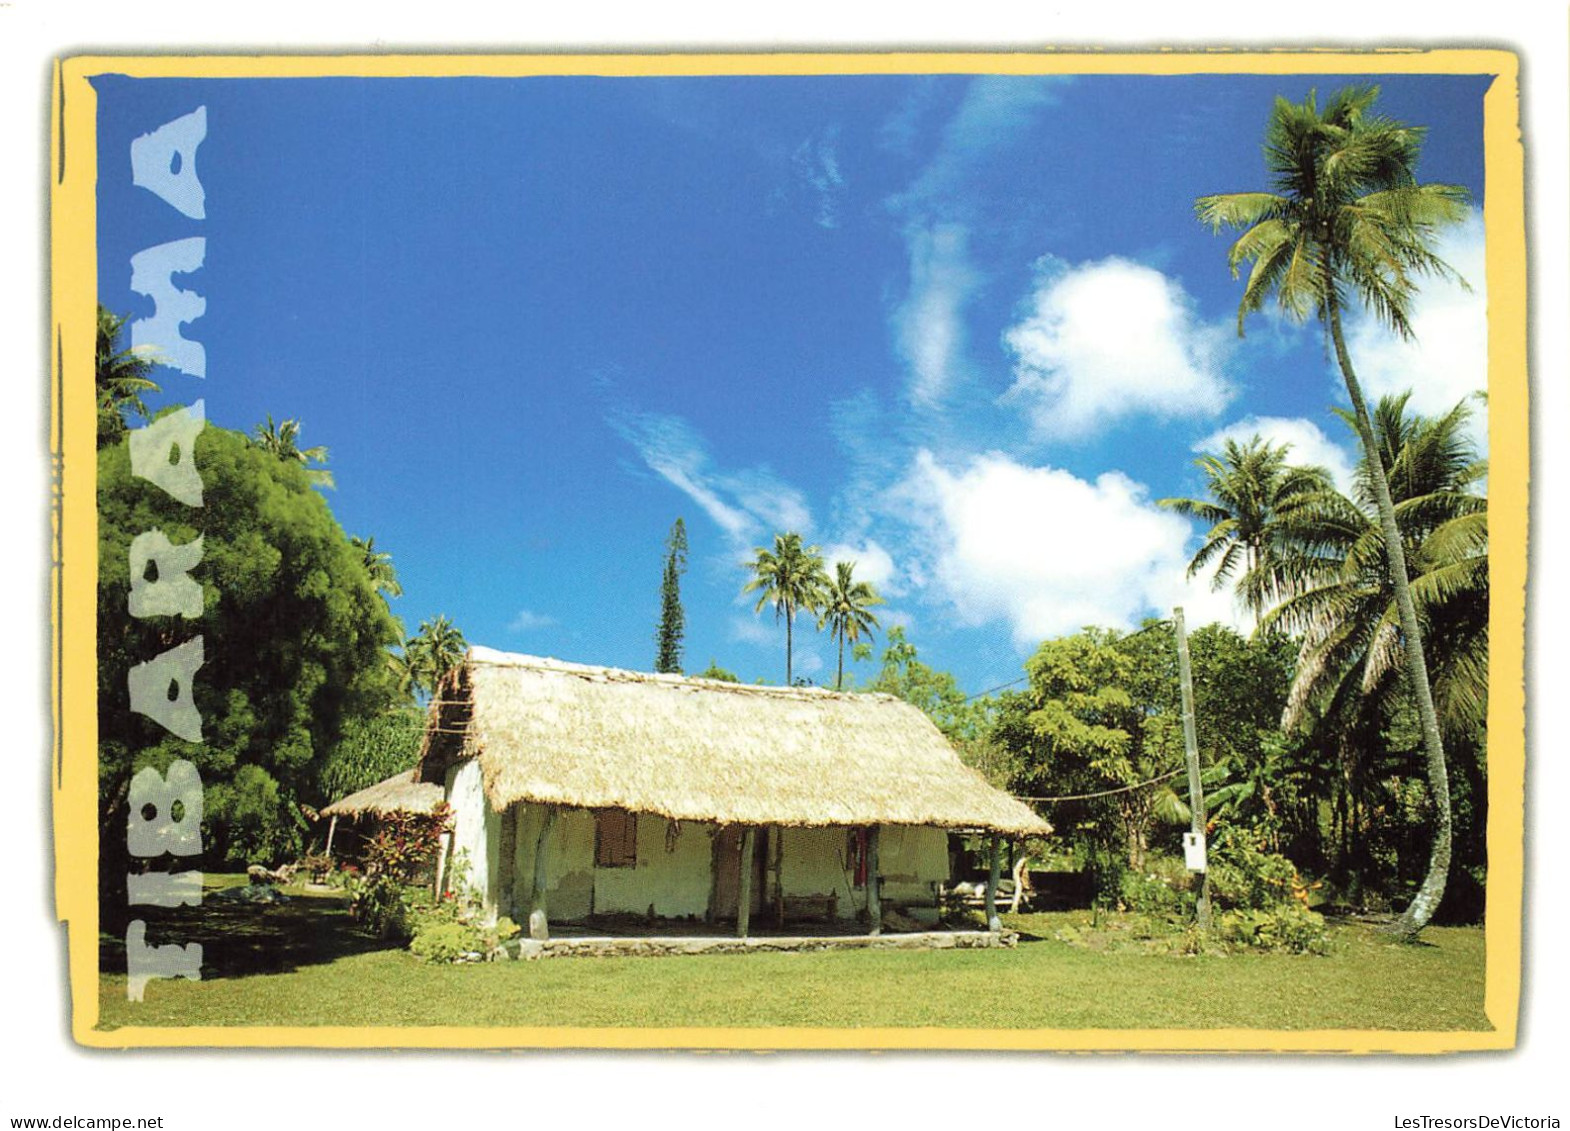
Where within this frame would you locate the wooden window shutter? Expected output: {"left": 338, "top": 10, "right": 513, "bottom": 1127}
{"left": 595, "top": 809, "right": 638, "bottom": 868}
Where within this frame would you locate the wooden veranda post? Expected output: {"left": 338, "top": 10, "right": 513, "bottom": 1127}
{"left": 985, "top": 833, "right": 1003, "bottom": 932}
{"left": 1175, "top": 607, "right": 1213, "bottom": 929}
{"left": 529, "top": 805, "right": 558, "bottom": 941}
{"left": 867, "top": 825, "right": 882, "bottom": 935}
{"left": 324, "top": 814, "right": 338, "bottom": 858}
{"left": 736, "top": 826, "right": 756, "bottom": 938}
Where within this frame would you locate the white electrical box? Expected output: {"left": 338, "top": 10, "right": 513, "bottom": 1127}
{"left": 1183, "top": 831, "right": 1208, "bottom": 873}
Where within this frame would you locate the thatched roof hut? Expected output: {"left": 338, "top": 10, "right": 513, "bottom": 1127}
{"left": 420, "top": 647, "right": 1048, "bottom": 837}
{"left": 321, "top": 768, "right": 444, "bottom": 819}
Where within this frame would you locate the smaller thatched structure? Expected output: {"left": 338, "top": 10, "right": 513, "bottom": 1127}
{"left": 321, "top": 768, "right": 443, "bottom": 819}
{"left": 319, "top": 769, "right": 445, "bottom": 867}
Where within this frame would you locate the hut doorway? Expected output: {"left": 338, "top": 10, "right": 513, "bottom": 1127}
{"left": 709, "top": 825, "right": 766, "bottom": 922}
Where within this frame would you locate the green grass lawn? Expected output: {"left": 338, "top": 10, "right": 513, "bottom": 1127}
{"left": 97, "top": 881, "right": 1489, "bottom": 1032}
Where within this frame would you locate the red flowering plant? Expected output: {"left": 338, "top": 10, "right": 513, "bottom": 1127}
{"left": 350, "top": 802, "right": 454, "bottom": 939}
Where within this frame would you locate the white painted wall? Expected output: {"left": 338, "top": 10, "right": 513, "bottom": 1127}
{"left": 442, "top": 759, "right": 494, "bottom": 910}
{"left": 511, "top": 805, "right": 721, "bottom": 921}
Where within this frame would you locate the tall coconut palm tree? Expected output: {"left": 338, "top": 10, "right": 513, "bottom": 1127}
{"left": 1159, "top": 437, "right": 1332, "bottom": 629}
{"left": 351, "top": 535, "right": 403, "bottom": 602}
{"left": 1271, "top": 395, "right": 1488, "bottom": 742}
{"left": 741, "top": 532, "right": 827, "bottom": 686}
{"left": 818, "top": 560, "right": 884, "bottom": 691}
{"left": 1196, "top": 85, "right": 1470, "bottom": 938}
{"left": 253, "top": 414, "right": 334, "bottom": 489}
{"left": 96, "top": 304, "right": 161, "bottom": 448}
{"left": 402, "top": 615, "right": 468, "bottom": 699}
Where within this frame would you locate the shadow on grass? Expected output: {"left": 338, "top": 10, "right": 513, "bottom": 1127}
{"left": 100, "top": 892, "right": 404, "bottom": 980}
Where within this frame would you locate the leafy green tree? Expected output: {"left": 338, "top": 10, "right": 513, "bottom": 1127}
{"left": 1159, "top": 437, "right": 1331, "bottom": 628}
{"left": 252, "top": 414, "right": 334, "bottom": 489}
{"left": 693, "top": 659, "right": 740, "bottom": 683}
{"left": 990, "top": 623, "right": 1295, "bottom": 873}
{"left": 741, "top": 532, "right": 828, "bottom": 686}
{"left": 1196, "top": 85, "right": 1470, "bottom": 937}
{"left": 654, "top": 518, "right": 688, "bottom": 674}
{"left": 319, "top": 708, "right": 427, "bottom": 801}
{"left": 818, "top": 560, "right": 884, "bottom": 691}
{"left": 870, "top": 627, "right": 990, "bottom": 743}
{"left": 96, "top": 304, "right": 161, "bottom": 448}
{"left": 97, "top": 423, "right": 403, "bottom": 879}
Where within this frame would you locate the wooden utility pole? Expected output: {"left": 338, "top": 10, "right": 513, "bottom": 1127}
{"left": 1174, "top": 607, "right": 1212, "bottom": 929}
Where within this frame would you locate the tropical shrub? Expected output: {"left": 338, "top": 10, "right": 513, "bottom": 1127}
{"left": 1206, "top": 825, "right": 1301, "bottom": 911}
{"left": 1216, "top": 905, "right": 1333, "bottom": 955}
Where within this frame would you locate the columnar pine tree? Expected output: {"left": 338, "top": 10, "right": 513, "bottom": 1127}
{"left": 655, "top": 517, "right": 688, "bottom": 674}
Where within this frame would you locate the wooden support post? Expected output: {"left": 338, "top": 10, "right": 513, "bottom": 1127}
{"left": 736, "top": 826, "right": 756, "bottom": 938}
{"left": 867, "top": 825, "right": 882, "bottom": 935}
{"left": 985, "top": 833, "right": 1003, "bottom": 932}
{"left": 432, "top": 828, "right": 451, "bottom": 900}
{"left": 496, "top": 802, "right": 518, "bottom": 920}
{"left": 324, "top": 814, "right": 339, "bottom": 858}
{"left": 529, "top": 806, "right": 558, "bottom": 941}
{"left": 1175, "top": 606, "right": 1213, "bottom": 930}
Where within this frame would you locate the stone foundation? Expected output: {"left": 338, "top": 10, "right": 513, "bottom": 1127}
{"left": 501, "top": 929, "right": 1014, "bottom": 960}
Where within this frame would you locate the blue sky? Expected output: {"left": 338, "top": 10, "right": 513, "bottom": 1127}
{"left": 93, "top": 70, "right": 1492, "bottom": 694}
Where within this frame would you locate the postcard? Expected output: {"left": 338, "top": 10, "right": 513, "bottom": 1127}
{"left": 53, "top": 49, "right": 1525, "bottom": 1051}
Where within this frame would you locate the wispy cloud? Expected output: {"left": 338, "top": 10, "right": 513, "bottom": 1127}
{"left": 792, "top": 125, "right": 844, "bottom": 229}
{"left": 1002, "top": 255, "right": 1234, "bottom": 439}
{"left": 893, "top": 222, "right": 977, "bottom": 407}
{"left": 885, "top": 76, "right": 1068, "bottom": 409}
{"left": 610, "top": 409, "right": 813, "bottom": 547}
{"left": 509, "top": 608, "right": 557, "bottom": 632}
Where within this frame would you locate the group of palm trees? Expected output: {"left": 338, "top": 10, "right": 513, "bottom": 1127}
{"left": 1182, "top": 85, "right": 1478, "bottom": 938}
{"left": 741, "top": 533, "right": 885, "bottom": 690}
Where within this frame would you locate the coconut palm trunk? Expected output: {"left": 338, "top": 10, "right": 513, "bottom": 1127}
{"left": 785, "top": 599, "right": 794, "bottom": 685}
{"left": 1325, "top": 287, "right": 1452, "bottom": 938}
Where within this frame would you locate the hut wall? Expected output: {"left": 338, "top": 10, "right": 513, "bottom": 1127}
{"left": 877, "top": 825, "right": 950, "bottom": 907}
{"left": 443, "top": 758, "right": 496, "bottom": 909}
{"left": 591, "top": 815, "right": 714, "bottom": 918}
{"left": 510, "top": 804, "right": 717, "bottom": 921}
{"left": 779, "top": 826, "right": 859, "bottom": 916}
{"left": 778, "top": 825, "right": 947, "bottom": 918}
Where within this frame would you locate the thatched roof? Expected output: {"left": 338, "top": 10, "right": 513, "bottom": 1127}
{"left": 321, "top": 768, "right": 444, "bottom": 818}
{"left": 419, "top": 647, "right": 1049, "bottom": 837}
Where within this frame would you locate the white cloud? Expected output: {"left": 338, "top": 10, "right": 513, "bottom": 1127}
{"left": 823, "top": 539, "right": 900, "bottom": 595}
{"left": 897, "top": 449, "right": 1249, "bottom": 649}
{"left": 1002, "top": 256, "right": 1234, "bottom": 439}
{"left": 1342, "top": 208, "right": 1488, "bottom": 451}
{"left": 611, "top": 410, "right": 812, "bottom": 546}
{"left": 1195, "top": 415, "right": 1358, "bottom": 494}
{"left": 508, "top": 609, "right": 556, "bottom": 632}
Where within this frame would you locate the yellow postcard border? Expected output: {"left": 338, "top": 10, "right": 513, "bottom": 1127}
{"left": 52, "top": 48, "right": 1527, "bottom": 1052}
